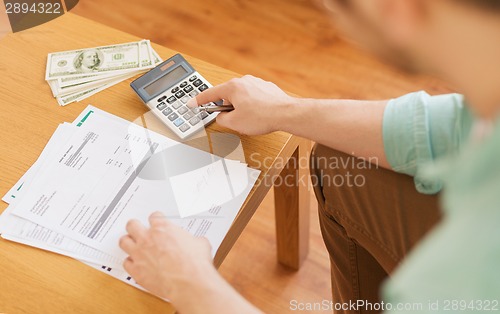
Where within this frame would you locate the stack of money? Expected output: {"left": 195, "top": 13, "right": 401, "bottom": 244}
{"left": 45, "top": 40, "right": 162, "bottom": 106}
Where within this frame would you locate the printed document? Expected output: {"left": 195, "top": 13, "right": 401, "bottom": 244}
{"left": 1, "top": 106, "right": 260, "bottom": 269}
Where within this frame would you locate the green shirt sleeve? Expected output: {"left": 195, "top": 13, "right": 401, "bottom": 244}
{"left": 383, "top": 91, "right": 474, "bottom": 194}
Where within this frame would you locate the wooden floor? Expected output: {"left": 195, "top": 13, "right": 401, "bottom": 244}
{"left": 73, "top": 1, "right": 451, "bottom": 313}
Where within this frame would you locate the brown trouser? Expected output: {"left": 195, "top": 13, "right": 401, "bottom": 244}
{"left": 310, "top": 144, "right": 441, "bottom": 314}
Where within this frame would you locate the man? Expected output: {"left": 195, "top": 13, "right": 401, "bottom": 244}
{"left": 119, "top": 0, "right": 500, "bottom": 313}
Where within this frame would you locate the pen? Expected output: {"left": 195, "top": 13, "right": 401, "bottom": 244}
{"left": 198, "top": 100, "right": 235, "bottom": 113}
{"left": 199, "top": 105, "right": 235, "bottom": 113}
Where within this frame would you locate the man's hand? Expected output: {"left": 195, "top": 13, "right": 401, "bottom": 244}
{"left": 119, "top": 212, "right": 263, "bottom": 314}
{"left": 188, "top": 75, "right": 295, "bottom": 136}
{"left": 119, "top": 212, "right": 214, "bottom": 300}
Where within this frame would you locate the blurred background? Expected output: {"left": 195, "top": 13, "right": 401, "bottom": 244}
{"left": 71, "top": 1, "right": 452, "bottom": 313}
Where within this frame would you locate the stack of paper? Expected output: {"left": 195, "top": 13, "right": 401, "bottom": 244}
{"left": 45, "top": 40, "right": 162, "bottom": 106}
{"left": 0, "top": 105, "right": 260, "bottom": 295}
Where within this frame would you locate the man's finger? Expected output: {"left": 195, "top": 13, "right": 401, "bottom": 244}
{"left": 126, "top": 219, "right": 147, "bottom": 240}
{"left": 119, "top": 235, "right": 136, "bottom": 253}
{"left": 149, "top": 211, "right": 169, "bottom": 227}
{"left": 186, "top": 81, "right": 233, "bottom": 108}
{"left": 123, "top": 256, "right": 135, "bottom": 275}
{"left": 215, "top": 112, "right": 233, "bottom": 129}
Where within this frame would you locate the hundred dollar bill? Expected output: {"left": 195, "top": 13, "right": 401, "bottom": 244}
{"left": 56, "top": 86, "right": 101, "bottom": 106}
{"left": 57, "top": 69, "right": 139, "bottom": 88}
{"left": 47, "top": 40, "right": 163, "bottom": 106}
{"left": 51, "top": 72, "right": 138, "bottom": 97}
{"left": 55, "top": 42, "right": 161, "bottom": 88}
{"left": 152, "top": 49, "right": 162, "bottom": 65}
{"left": 139, "top": 40, "right": 163, "bottom": 66}
{"left": 56, "top": 71, "right": 139, "bottom": 106}
{"left": 46, "top": 41, "right": 151, "bottom": 81}
{"left": 46, "top": 79, "right": 59, "bottom": 97}
{"left": 140, "top": 40, "right": 154, "bottom": 68}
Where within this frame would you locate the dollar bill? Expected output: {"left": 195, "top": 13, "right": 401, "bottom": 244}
{"left": 56, "top": 86, "right": 100, "bottom": 106}
{"left": 46, "top": 79, "right": 59, "bottom": 97}
{"left": 55, "top": 40, "right": 160, "bottom": 87}
{"left": 152, "top": 49, "right": 162, "bottom": 65}
{"left": 56, "top": 69, "right": 137, "bottom": 88}
{"left": 46, "top": 41, "right": 153, "bottom": 81}
{"left": 50, "top": 72, "right": 140, "bottom": 97}
{"left": 140, "top": 40, "right": 154, "bottom": 68}
{"left": 55, "top": 41, "right": 160, "bottom": 88}
{"left": 48, "top": 40, "right": 163, "bottom": 106}
{"left": 55, "top": 71, "right": 140, "bottom": 106}
{"left": 140, "top": 40, "right": 163, "bottom": 66}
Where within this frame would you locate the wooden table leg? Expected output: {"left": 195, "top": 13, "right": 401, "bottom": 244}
{"left": 274, "top": 139, "right": 310, "bottom": 270}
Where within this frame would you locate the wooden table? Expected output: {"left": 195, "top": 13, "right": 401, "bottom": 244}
{"left": 0, "top": 14, "right": 310, "bottom": 314}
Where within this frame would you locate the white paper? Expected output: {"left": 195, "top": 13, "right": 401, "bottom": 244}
{"left": 170, "top": 159, "right": 249, "bottom": 217}
{"left": 0, "top": 203, "right": 123, "bottom": 267}
{"left": 2, "top": 123, "right": 76, "bottom": 204}
{"left": 0, "top": 124, "right": 126, "bottom": 268}
{"left": 3, "top": 105, "right": 261, "bottom": 268}
{"left": 9, "top": 125, "right": 155, "bottom": 260}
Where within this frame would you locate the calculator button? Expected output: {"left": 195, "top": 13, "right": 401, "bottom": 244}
{"left": 171, "top": 87, "right": 179, "bottom": 93}
{"left": 193, "top": 79, "right": 203, "bottom": 87}
{"left": 168, "top": 113, "right": 179, "bottom": 121}
{"left": 162, "top": 108, "right": 173, "bottom": 116}
{"left": 179, "top": 124, "right": 191, "bottom": 133}
{"left": 200, "top": 111, "right": 209, "bottom": 120}
{"left": 183, "top": 85, "right": 194, "bottom": 93}
{"left": 175, "top": 91, "right": 186, "bottom": 99}
{"left": 189, "top": 75, "right": 197, "bottom": 82}
{"left": 180, "top": 96, "right": 190, "bottom": 104}
{"left": 180, "top": 81, "right": 188, "bottom": 88}
{"left": 167, "top": 96, "right": 176, "bottom": 104}
{"left": 191, "top": 107, "right": 201, "bottom": 114}
{"left": 173, "top": 118, "right": 184, "bottom": 127}
{"left": 172, "top": 101, "right": 182, "bottom": 109}
{"left": 189, "top": 90, "right": 199, "bottom": 97}
{"left": 156, "top": 102, "right": 167, "bottom": 110}
{"left": 189, "top": 116, "right": 201, "bottom": 126}
{"left": 177, "top": 106, "right": 188, "bottom": 115}
{"left": 183, "top": 111, "right": 194, "bottom": 120}
{"left": 198, "top": 84, "right": 208, "bottom": 92}
{"left": 158, "top": 96, "right": 167, "bottom": 102}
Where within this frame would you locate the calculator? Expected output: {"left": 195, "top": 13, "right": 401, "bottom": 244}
{"left": 130, "top": 54, "right": 218, "bottom": 139}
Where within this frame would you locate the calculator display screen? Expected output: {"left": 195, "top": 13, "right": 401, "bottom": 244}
{"left": 144, "top": 66, "right": 188, "bottom": 96}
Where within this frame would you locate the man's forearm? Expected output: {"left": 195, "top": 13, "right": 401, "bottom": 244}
{"left": 278, "top": 98, "right": 391, "bottom": 169}
{"left": 171, "top": 265, "right": 262, "bottom": 314}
